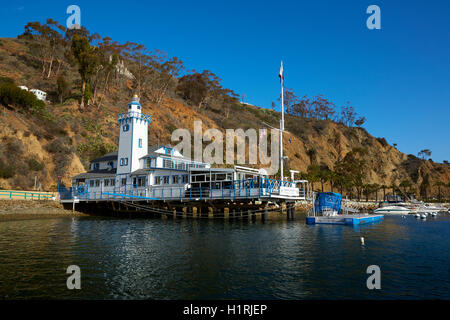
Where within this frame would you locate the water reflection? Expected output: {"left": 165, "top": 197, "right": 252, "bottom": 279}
{"left": 0, "top": 214, "right": 449, "bottom": 299}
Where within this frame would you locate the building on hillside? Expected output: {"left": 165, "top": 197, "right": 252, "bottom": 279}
{"left": 29, "top": 89, "right": 47, "bottom": 101}
{"left": 19, "top": 85, "right": 28, "bottom": 91}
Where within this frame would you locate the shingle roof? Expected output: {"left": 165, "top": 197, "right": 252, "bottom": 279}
{"left": 130, "top": 168, "right": 152, "bottom": 175}
{"left": 90, "top": 151, "right": 118, "bottom": 163}
{"left": 72, "top": 169, "right": 117, "bottom": 180}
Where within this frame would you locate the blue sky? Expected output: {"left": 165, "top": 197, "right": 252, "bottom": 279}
{"left": 1, "top": 0, "right": 449, "bottom": 162}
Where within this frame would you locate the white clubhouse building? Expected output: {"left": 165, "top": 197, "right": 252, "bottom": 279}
{"left": 70, "top": 96, "right": 301, "bottom": 201}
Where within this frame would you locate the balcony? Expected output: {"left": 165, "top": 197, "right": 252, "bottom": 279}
{"left": 118, "top": 111, "right": 151, "bottom": 122}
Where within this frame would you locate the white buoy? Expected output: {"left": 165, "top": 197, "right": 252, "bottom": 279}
{"left": 361, "top": 237, "right": 365, "bottom": 245}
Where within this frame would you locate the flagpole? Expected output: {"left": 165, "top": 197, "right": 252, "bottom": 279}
{"left": 280, "top": 64, "right": 284, "bottom": 182}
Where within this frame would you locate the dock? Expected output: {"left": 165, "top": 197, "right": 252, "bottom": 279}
{"left": 306, "top": 214, "right": 384, "bottom": 225}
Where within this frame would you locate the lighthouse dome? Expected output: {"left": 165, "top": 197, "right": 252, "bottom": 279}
{"left": 128, "top": 94, "right": 142, "bottom": 113}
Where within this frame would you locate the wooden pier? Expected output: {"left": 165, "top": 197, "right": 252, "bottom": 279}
{"left": 61, "top": 197, "right": 297, "bottom": 221}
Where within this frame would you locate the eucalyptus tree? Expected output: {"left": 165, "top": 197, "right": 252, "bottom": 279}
{"left": 418, "top": 149, "right": 432, "bottom": 160}
{"left": 335, "top": 147, "right": 368, "bottom": 201}
{"left": 71, "top": 35, "right": 99, "bottom": 109}
{"left": 21, "top": 20, "right": 66, "bottom": 78}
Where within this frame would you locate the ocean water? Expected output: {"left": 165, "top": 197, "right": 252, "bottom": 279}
{"left": 0, "top": 213, "right": 449, "bottom": 299}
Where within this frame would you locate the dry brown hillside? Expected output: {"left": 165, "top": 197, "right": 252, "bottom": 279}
{"left": 0, "top": 35, "right": 448, "bottom": 200}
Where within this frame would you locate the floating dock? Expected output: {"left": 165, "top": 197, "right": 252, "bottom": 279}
{"left": 306, "top": 214, "right": 384, "bottom": 225}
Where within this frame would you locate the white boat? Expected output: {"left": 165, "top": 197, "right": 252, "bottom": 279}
{"left": 374, "top": 205, "right": 411, "bottom": 214}
{"left": 420, "top": 214, "right": 427, "bottom": 219}
{"left": 414, "top": 213, "right": 420, "bottom": 218}
{"left": 414, "top": 203, "right": 446, "bottom": 213}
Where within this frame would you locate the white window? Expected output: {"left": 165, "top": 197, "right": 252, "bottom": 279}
{"left": 176, "top": 162, "right": 185, "bottom": 170}
{"left": 163, "top": 159, "right": 173, "bottom": 169}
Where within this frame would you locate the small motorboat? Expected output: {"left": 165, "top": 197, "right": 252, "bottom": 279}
{"left": 416, "top": 204, "right": 446, "bottom": 214}
{"left": 414, "top": 213, "right": 420, "bottom": 218}
{"left": 431, "top": 212, "right": 437, "bottom": 217}
{"left": 374, "top": 205, "right": 411, "bottom": 214}
{"left": 420, "top": 214, "right": 427, "bottom": 219}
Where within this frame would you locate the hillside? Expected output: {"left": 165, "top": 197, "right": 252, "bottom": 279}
{"left": 0, "top": 32, "right": 448, "bottom": 200}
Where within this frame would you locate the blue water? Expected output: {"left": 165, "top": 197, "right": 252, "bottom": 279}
{"left": 0, "top": 213, "right": 449, "bottom": 299}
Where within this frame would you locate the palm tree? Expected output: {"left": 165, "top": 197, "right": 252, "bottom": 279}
{"left": 328, "top": 171, "right": 338, "bottom": 193}
{"left": 306, "top": 164, "right": 321, "bottom": 192}
{"left": 390, "top": 183, "right": 397, "bottom": 196}
{"left": 363, "top": 184, "right": 372, "bottom": 202}
{"left": 318, "top": 164, "right": 331, "bottom": 192}
{"left": 380, "top": 184, "right": 387, "bottom": 200}
{"left": 372, "top": 183, "right": 380, "bottom": 202}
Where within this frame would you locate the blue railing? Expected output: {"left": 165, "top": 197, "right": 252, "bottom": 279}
{"left": 0, "top": 190, "right": 56, "bottom": 200}
{"left": 118, "top": 111, "right": 151, "bottom": 122}
{"left": 59, "top": 176, "right": 302, "bottom": 201}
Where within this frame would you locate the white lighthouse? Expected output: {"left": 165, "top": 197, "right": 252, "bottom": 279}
{"left": 117, "top": 95, "right": 151, "bottom": 176}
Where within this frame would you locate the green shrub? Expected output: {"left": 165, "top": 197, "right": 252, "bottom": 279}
{"left": 27, "top": 158, "right": 44, "bottom": 171}
{"left": 77, "top": 136, "right": 115, "bottom": 162}
{"left": 0, "top": 159, "right": 15, "bottom": 178}
{"left": 0, "top": 82, "right": 45, "bottom": 111}
{"left": 45, "top": 138, "right": 71, "bottom": 154}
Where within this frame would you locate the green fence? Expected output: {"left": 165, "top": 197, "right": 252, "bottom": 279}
{"left": 0, "top": 190, "right": 56, "bottom": 200}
